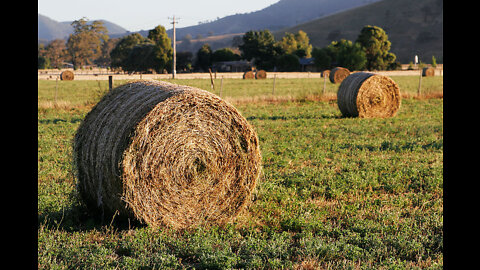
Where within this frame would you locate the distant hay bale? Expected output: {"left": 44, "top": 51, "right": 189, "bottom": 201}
{"left": 255, "top": 70, "right": 267, "bottom": 79}
{"left": 422, "top": 67, "right": 435, "bottom": 77}
{"left": 337, "top": 72, "right": 401, "bottom": 118}
{"left": 243, "top": 71, "right": 255, "bottom": 79}
{"left": 329, "top": 67, "right": 350, "bottom": 83}
{"left": 60, "top": 70, "right": 74, "bottom": 81}
{"left": 74, "top": 80, "right": 262, "bottom": 229}
{"left": 322, "top": 70, "right": 330, "bottom": 78}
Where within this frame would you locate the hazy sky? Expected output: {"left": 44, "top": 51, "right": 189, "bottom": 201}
{"left": 38, "top": 0, "right": 280, "bottom": 32}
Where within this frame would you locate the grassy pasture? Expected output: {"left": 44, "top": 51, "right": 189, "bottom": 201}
{"left": 38, "top": 76, "right": 443, "bottom": 269}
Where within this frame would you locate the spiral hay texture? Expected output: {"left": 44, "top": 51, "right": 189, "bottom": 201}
{"left": 422, "top": 67, "right": 435, "bottom": 77}
{"left": 243, "top": 71, "right": 255, "bottom": 79}
{"left": 74, "top": 80, "right": 262, "bottom": 229}
{"left": 255, "top": 70, "right": 267, "bottom": 79}
{"left": 329, "top": 67, "right": 350, "bottom": 83}
{"left": 60, "top": 70, "right": 74, "bottom": 80}
{"left": 337, "top": 72, "right": 401, "bottom": 118}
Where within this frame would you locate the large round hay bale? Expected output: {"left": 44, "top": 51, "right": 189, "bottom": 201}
{"left": 60, "top": 70, "right": 74, "bottom": 80}
{"left": 255, "top": 70, "right": 267, "bottom": 79}
{"left": 337, "top": 72, "right": 401, "bottom": 118}
{"left": 243, "top": 71, "right": 255, "bottom": 79}
{"left": 74, "top": 80, "right": 262, "bottom": 229}
{"left": 422, "top": 67, "right": 435, "bottom": 77}
{"left": 321, "top": 70, "right": 330, "bottom": 78}
{"left": 329, "top": 67, "right": 350, "bottom": 83}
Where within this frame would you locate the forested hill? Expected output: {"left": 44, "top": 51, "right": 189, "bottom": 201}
{"left": 167, "top": 0, "right": 382, "bottom": 39}
{"left": 274, "top": 0, "right": 443, "bottom": 63}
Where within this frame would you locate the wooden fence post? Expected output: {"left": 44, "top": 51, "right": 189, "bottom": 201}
{"left": 220, "top": 76, "right": 223, "bottom": 98}
{"left": 208, "top": 68, "right": 215, "bottom": 92}
{"left": 272, "top": 74, "right": 276, "bottom": 95}
{"left": 322, "top": 73, "right": 326, "bottom": 95}
{"left": 417, "top": 69, "right": 422, "bottom": 96}
{"left": 109, "top": 75, "right": 113, "bottom": 91}
{"left": 55, "top": 76, "right": 59, "bottom": 104}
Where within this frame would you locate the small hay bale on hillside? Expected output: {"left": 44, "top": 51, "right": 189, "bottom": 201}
{"left": 74, "top": 80, "right": 262, "bottom": 229}
{"left": 422, "top": 67, "right": 435, "bottom": 77}
{"left": 329, "top": 67, "right": 350, "bottom": 83}
{"left": 255, "top": 70, "right": 267, "bottom": 79}
{"left": 337, "top": 72, "right": 401, "bottom": 118}
{"left": 243, "top": 71, "right": 255, "bottom": 79}
{"left": 322, "top": 70, "right": 330, "bottom": 78}
{"left": 60, "top": 70, "right": 74, "bottom": 81}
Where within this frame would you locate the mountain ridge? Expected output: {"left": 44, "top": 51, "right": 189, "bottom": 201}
{"left": 38, "top": 13, "right": 129, "bottom": 42}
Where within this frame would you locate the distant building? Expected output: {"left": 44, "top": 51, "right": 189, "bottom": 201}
{"left": 212, "top": 60, "right": 253, "bottom": 72}
{"left": 299, "top": 58, "right": 317, "bottom": 72}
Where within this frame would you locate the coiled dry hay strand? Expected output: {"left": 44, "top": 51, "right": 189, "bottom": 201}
{"left": 74, "top": 80, "right": 261, "bottom": 230}
{"left": 337, "top": 72, "right": 401, "bottom": 118}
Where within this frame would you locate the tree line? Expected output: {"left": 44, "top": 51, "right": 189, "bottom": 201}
{"left": 38, "top": 18, "right": 401, "bottom": 73}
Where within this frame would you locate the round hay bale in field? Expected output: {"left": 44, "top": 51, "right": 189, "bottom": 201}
{"left": 74, "top": 80, "right": 262, "bottom": 229}
{"left": 329, "top": 67, "right": 350, "bottom": 83}
{"left": 422, "top": 67, "right": 435, "bottom": 77}
{"left": 243, "top": 71, "right": 255, "bottom": 79}
{"left": 321, "top": 70, "right": 330, "bottom": 78}
{"left": 60, "top": 70, "right": 74, "bottom": 80}
{"left": 255, "top": 70, "right": 267, "bottom": 79}
{"left": 337, "top": 72, "right": 401, "bottom": 118}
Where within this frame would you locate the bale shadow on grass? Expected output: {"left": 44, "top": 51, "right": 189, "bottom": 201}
{"left": 38, "top": 190, "right": 146, "bottom": 232}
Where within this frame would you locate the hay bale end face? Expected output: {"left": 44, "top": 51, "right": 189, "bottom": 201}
{"left": 255, "top": 70, "right": 267, "bottom": 79}
{"left": 422, "top": 67, "right": 435, "bottom": 77}
{"left": 322, "top": 70, "right": 330, "bottom": 78}
{"left": 74, "top": 80, "right": 262, "bottom": 229}
{"left": 60, "top": 70, "right": 74, "bottom": 80}
{"left": 337, "top": 72, "right": 401, "bottom": 118}
{"left": 243, "top": 71, "right": 255, "bottom": 79}
{"left": 329, "top": 67, "right": 350, "bottom": 83}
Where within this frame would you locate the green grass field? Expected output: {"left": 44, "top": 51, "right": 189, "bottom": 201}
{"left": 38, "top": 76, "right": 443, "bottom": 269}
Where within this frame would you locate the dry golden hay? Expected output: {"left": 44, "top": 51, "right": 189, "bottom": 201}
{"left": 329, "top": 67, "right": 350, "bottom": 83}
{"left": 337, "top": 72, "right": 401, "bottom": 118}
{"left": 74, "top": 80, "right": 262, "bottom": 229}
{"left": 255, "top": 70, "right": 267, "bottom": 79}
{"left": 60, "top": 70, "right": 74, "bottom": 80}
{"left": 243, "top": 71, "right": 255, "bottom": 79}
{"left": 422, "top": 67, "right": 435, "bottom": 77}
{"left": 321, "top": 70, "right": 330, "bottom": 78}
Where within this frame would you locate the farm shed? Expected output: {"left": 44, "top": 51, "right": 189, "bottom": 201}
{"left": 212, "top": 60, "right": 253, "bottom": 72}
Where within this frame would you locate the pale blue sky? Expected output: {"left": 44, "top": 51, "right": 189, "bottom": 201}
{"left": 38, "top": 0, "right": 280, "bottom": 32}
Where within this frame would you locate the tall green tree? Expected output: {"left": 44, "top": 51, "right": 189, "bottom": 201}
{"left": 195, "top": 43, "right": 213, "bottom": 72}
{"left": 211, "top": 48, "right": 240, "bottom": 62}
{"left": 278, "top": 30, "right": 312, "bottom": 59}
{"left": 110, "top": 33, "right": 147, "bottom": 69}
{"left": 355, "top": 25, "right": 396, "bottom": 70}
{"left": 45, "top": 39, "right": 67, "bottom": 69}
{"left": 328, "top": 39, "right": 366, "bottom": 71}
{"left": 311, "top": 47, "right": 333, "bottom": 70}
{"left": 148, "top": 25, "right": 173, "bottom": 72}
{"left": 66, "top": 17, "right": 108, "bottom": 69}
{"left": 239, "top": 30, "right": 283, "bottom": 70}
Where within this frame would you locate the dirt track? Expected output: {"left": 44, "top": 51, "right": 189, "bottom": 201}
{"left": 38, "top": 69, "right": 443, "bottom": 81}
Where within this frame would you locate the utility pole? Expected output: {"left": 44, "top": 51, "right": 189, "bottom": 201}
{"left": 169, "top": 16, "right": 180, "bottom": 79}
